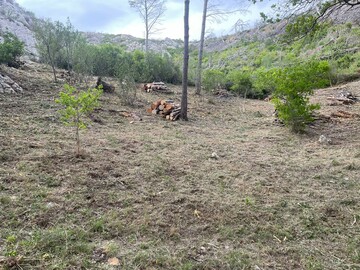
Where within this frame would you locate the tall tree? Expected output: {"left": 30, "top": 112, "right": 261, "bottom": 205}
{"left": 63, "top": 18, "right": 79, "bottom": 71}
{"left": 34, "top": 19, "right": 64, "bottom": 82}
{"left": 195, "top": 0, "right": 247, "bottom": 95}
{"left": 195, "top": 0, "right": 208, "bottom": 95}
{"left": 180, "top": 0, "right": 190, "bottom": 120}
{"left": 129, "top": 0, "right": 166, "bottom": 53}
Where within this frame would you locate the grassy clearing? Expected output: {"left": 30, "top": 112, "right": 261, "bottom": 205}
{"left": 0, "top": 63, "right": 360, "bottom": 269}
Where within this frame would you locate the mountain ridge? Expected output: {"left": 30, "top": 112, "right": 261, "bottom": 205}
{"left": 1, "top": 0, "right": 360, "bottom": 57}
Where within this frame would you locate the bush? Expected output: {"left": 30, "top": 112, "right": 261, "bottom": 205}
{"left": 252, "top": 67, "right": 277, "bottom": 99}
{"left": 202, "top": 69, "right": 225, "bottom": 91}
{"left": 226, "top": 69, "right": 254, "bottom": 98}
{"left": 0, "top": 32, "right": 24, "bottom": 66}
{"left": 269, "top": 60, "right": 331, "bottom": 132}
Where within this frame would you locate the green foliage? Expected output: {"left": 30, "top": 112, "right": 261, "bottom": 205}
{"left": 226, "top": 69, "right": 253, "bottom": 97}
{"left": 34, "top": 19, "right": 66, "bottom": 81}
{"left": 71, "top": 44, "right": 181, "bottom": 84}
{"left": 72, "top": 37, "right": 96, "bottom": 84}
{"left": 56, "top": 18, "right": 80, "bottom": 71}
{"left": 56, "top": 84, "right": 102, "bottom": 156}
{"left": 252, "top": 67, "right": 277, "bottom": 97}
{"left": 269, "top": 60, "right": 330, "bottom": 132}
{"left": 282, "top": 15, "right": 320, "bottom": 42}
{"left": 202, "top": 69, "right": 226, "bottom": 91}
{"left": 0, "top": 32, "right": 24, "bottom": 66}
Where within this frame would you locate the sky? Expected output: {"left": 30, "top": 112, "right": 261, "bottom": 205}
{"left": 16, "top": 0, "right": 273, "bottom": 40}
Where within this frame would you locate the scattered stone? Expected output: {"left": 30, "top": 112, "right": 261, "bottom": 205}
{"left": 319, "top": 135, "right": 331, "bottom": 144}
{"left": 0, "top": 73, "right": 23, "bottom": 94}
{"left": 210, "top": 152, "right": 219, "bottom": 160}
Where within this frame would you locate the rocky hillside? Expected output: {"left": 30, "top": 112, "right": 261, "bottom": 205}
{"left": 0, "top": 0, "right": 37, "bottom": 56}
{"left": 82, "top": 32, "right": 183, "bottom": 53}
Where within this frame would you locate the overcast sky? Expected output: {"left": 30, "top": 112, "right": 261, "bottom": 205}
{"left": 16, "top": 0, "right": 273, "bottom": 40}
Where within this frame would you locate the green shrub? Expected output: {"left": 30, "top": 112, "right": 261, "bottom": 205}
{"left": 202, "top": 69, "right": 225, "bottom": 91}
{"left": 0, "top": 32, "right": 24, "bottom": 66}
{"left": 226, "top": 69, "right": 253, "bottom": 97}
{"left": 270, "top": 60, "right": 331, "bottom": 132}
{"left": 252, "top": 67, "right": 277, "bottom": 98}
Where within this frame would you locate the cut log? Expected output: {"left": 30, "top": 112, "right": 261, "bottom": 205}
{"left": 147, "top": 99, "right": 181, "bottom": 121}
{"left": 151, "top": 100, "right": 162, "bottom": 110}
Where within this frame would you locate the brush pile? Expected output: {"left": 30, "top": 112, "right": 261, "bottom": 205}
{"left": 147, "top": 99, "right": 181, "bottom": 121}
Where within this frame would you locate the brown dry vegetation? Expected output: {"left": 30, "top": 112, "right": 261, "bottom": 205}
{"left": 0, "top": 62, "right": 360, "bottom": 270}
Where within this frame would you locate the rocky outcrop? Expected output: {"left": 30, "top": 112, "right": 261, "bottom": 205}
{"left": 82, "top": 32, "right": 183, "bottom": 53}
{"left": 0, "top": 0, "right": 37, "bottom": 56}
{"left": 0, "top": 73, "right": 23, "bottom": 93}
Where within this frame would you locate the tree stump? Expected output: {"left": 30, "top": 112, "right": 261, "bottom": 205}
{"left": 96, "top": 77, "right": 115, "bottom": 93}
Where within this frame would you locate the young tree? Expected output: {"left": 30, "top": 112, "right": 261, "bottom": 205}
{"left": 56, "top": 84, "right": 102, "bottom": 157}
{"left": 269, "top": 60, "right": 330, "bottom": 132}
{"left": 180, "top": 0, "right": 190, "bottom": 120}
{"left": 129, "top": 0, "right": 166, "bottom": 53}
{"left": 195, "top": 0, "right": 208, "bottom": 95}
{"left": 34, "top": 19, "right": 65, "bottom": 82}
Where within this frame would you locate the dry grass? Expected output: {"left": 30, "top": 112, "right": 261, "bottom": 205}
{"left": 0, "top": 62, "right": 360, "bottom": 270}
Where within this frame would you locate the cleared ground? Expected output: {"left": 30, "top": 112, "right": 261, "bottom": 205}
{"left": 0, "top": 63, "right": 359, "bottom": 269}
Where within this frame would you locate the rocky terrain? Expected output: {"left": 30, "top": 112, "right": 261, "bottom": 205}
{"left": 0, "top": 0, "right": 37, "bottom": 56}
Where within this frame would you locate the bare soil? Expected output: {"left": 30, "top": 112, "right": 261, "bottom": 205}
{"left": 0, "top": 62, "right": 360, "bottom": 270}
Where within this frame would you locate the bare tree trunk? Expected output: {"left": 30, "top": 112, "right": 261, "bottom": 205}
{"left": 76, "top": 125, "right": 80, "bottom": 157}
{"left": 145, "top": 31, "right": 149, "bottom": 53}
{"left": 76, "top": 112, "right": 80, "bottom": 157}
{"left": 145, "top": 12, "right": 149, "bottom": 53}
{"left": 181, "top": 0, "right": 190, "bottom": 121}
{"left": 47, "top": 45, "right": 57, "bottom": 82}
{"left": 195, "top": 0, "right": 208, "bottom": 95}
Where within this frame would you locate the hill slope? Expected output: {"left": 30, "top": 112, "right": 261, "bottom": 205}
{"left": 0, "top": 60, "right": 360, "bottom": 269}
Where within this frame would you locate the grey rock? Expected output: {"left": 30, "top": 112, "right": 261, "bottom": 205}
{"left": 0, "top": 73, "right": 23, "bottom": 93}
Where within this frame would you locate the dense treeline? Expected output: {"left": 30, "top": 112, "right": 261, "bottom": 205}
{"left": 33, "top": 18, "right": 181, "bottom": 84}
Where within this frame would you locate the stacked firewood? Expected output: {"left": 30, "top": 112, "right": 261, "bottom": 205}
{"left": 147, "top": 99, "right": 181, "bottom": 121}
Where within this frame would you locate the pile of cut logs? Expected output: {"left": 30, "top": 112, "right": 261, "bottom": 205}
{"left": 147, "top": 99, "right": 181, "bottom": 121}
